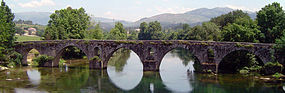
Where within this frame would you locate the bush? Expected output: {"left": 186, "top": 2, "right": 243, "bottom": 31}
{"left": 272, "top": 73, "right": 283, "bottom": 79}
{"left": 32, "top": 55, "right": 54, "bottom": 67}
{"left": 240, "top": 69, "right": 249, "bottom": 74}
{"left": 7, "top": 52, "right": 23, "bottom": 68}
{"left": 261, "top": 62, "right": 283, "bottom": 75}
{"left": 59, "top": 59, "right": 66, "bottom": 66}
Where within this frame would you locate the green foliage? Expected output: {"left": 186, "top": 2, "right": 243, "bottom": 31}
{"left": 16, "top": 36, "right": 42, "bottom": 42}
{"left": 257, "top": 2, "right": 285, "bottom": 43}
{"left": 59, "top": 59, "right": 66, "bottom": 66}
{"left": 107, "top": 22, "right": 127, "bottom": 40}
{"left": 138, "top": 21, "right": 164, "bottom": 40}
{"left": 32, "top": 55, "right": 54, "bottom": 67}
{"left": 128, "top": 30, "right": 138, "bottom": 40}
{"left": 85, "top": 23, "right": 103, "bottom": 40}
{"left": 272, "top": 73, "right": 283, "bottom": 79}
{"left": 219, "top": 51, "right": 262, "bottom": 74}
{"left": 44, "top": 7, "right": 90, "bottom": 40}
{"left": 275, "top": 32, "right": 285, "bottom": 59}
{"left": 239, "top": 53, "right": 263, "bottom": 74}
{"left": 0, "top": 1, "right": 16, "bottom": 62}
{"left": 210, "top": 10, "right": 251, "bottom": 29}
{"left": 239, "top": 69, "right": 249, "bottom": 74}
{"left": 184, "top": 22, "right": 221, "bottom": 41}
{"left": 222, "top": 17, "right": 263, "bottom": 42}
{"left": 262, "top": 62, "right": 283, "bottom": 75}
{"left": 7, "top": 52, "right": 22, "bottom": 67}
{"left": 166, "top": 24, "right": 191, "bottom": 40}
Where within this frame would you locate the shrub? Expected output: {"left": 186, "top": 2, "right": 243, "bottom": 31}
{"left": 32, "top": 55, "right": 54, "bottom": 67}
{"left": 261, "top": 62, "right": 283, "bottom": 75}
{"left": 240, "top": 69, "right": 249, "bottom": 74}
{"left": 59, "top": 59, "right": 66, "bottom": 66}
{"left": 272, "top": 73, "right": 283, "bottom": 79}
{"left": 7, "top": 52, "right": 23, "bottom": 68}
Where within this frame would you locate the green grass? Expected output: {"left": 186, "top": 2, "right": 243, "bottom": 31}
{"left": 16, "top": 36, "right": 42, "bottom": 42}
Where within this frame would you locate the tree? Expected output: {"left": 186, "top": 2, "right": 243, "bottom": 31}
{"left": 275, "top": 32, "right": 285, "bottom": 63}
{"left": 176, "top": 24, "right": 191, "bottom": 40}
{"left": 107, "top": 22, "right": 127, "bottom": 40}
{"left": 138, "top": 21, "right": 164, "bottom": 40}
{"left": 148, "top": 21, "right": 164, "bottom": 40}
{"left": 44, "top": 7, "right": 90, "bottom": 40}
{"left": 210, "top": 10, "right": 250, "bottom": 29}
{"left": 85, "top": 23, "right": 103, "bottom": 40}
{"left": 0, "top": 0, "right": 16, "bottom": 61}
{"left": 222, "top": 17, "right": 263, "bottom": 42}
{"left": 256, "top": 2, "right": 285, "bottom": 43}
{"left": 128, "top": 30, "right": 138, "bottom": 40}
{"left": 184, "top": 22, "right": 221, "bottom": 41}
{"left": 138, "top": 22, "right": 149, "bottom": 40}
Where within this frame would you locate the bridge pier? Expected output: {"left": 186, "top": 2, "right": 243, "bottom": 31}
{"left": 200, "top": 63, "right": 218, "bottom": 73}
{"left": 89, "top": 60, "right": 106, "bottom": 69}
{"left": 142, "top": 60, "right": 159, "bottom": 71}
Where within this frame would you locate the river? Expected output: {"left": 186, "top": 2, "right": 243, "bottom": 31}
{"left": 0, "top": 49, "right": 284, "bottom": 93}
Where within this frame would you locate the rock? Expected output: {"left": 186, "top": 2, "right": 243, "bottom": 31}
{"left": 0, "top": 66, "right": 9, "bottom": 71}
{"left": 260, "top": 77, "right": 271, "bottom": 80}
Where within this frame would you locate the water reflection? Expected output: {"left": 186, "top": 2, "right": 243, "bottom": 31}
{"left": 160, "top": 49, "right": 194, "bottom": 92}
{"left": 107, "top": 50, "right": 143, "bottom": 91}
{"left": 27, "top": 69, "right": 41, "bottom": 85}
{"left": 15, "top": 88, "right": 48, "bottom": 93}
{"left": 0, "top": 49, "right": 284, "bottom": 92}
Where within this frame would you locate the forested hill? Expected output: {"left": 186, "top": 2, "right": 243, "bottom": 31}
{"left": 14, "top": 7, "right": 256, "bottom": 29}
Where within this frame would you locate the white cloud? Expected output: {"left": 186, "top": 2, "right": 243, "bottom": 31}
{"left": 19, "top": 0, "right": 55, "bottom": 8}
{"left": 104, "top": 11, "right": 112, "bottom": 16}
{"left": 154, "top": 6, "right": 194, "bottom": 14}
{"left": 225, "top": 5, "right": 259, "bottom": 12}
{"left": 135, "top": 1, "right": 142, "bottom": 5}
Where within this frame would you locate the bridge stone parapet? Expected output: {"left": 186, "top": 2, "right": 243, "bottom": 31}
{"left": 14, "top": 40, "right": 275, "bottom": 73}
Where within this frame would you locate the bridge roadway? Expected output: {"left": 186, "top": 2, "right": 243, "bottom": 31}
{"left": 14, "top": 40, "right": 276, "bottom": 73}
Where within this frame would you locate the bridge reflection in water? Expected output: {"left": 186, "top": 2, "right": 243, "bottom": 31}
{"left": 0, "top": 49, "right": 284, "bottom": 93}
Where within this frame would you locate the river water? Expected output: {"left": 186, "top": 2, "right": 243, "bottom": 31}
{"left": 0, "top": 49, "right": 284, "bottom": 93}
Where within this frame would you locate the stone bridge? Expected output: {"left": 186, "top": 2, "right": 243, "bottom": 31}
{"left": 14, "top": 40, "right": 275, "bottom": 73}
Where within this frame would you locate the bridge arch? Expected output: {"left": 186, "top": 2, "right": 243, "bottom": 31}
{"left": 218, "top": 49, "right": 265, "bottom": 73}
{"left": 104, "top": 46, "right": 144, "bottom": 68}
{"left": 158, "top": 46, "right": 201, "bottom": 69}
{"left": 218, "top": 48, "right": 270, "bottom": 65}
{"left": 21, "top": 48, "right": 44, "bottom": 65}
{"left": 53, "top": 44, "right": 90, "bottom": 66}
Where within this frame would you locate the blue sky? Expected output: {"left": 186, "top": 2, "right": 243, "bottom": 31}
{"left": 5, "top": 0, "right": 285, "bottom": 22}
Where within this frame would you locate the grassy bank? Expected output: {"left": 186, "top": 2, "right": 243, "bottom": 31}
{"left": 16, "top": 35, "right": 42, "bottom": 42}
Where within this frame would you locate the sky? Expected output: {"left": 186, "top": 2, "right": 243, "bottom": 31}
{"left": 5, "top": 0, "right": 285, "bottom": 22}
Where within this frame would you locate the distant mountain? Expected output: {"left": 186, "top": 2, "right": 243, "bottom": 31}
{"left": 14, "top": 7, "right": 257, "bottom": 30}
{"left": 14, "top": 12, "right": 51, "bottom": 25}
{"left": 91, "top": 16, "right": 132, "bottom": 31}
{"left": 135, "top": 7, "right": 256, "bottom": 28}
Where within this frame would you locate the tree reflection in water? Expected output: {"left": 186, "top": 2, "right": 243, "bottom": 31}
{"left": 107, "top": 49, "right": 144, "bottom": 91}
{"left": 107, "top": 49, "right": 131, "bottom": 72}
{"left": 0, "top": 48, "right": 285, "bottom": 93}
{"left": 160, "top": 48, "right": 196, "bottom": 92}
